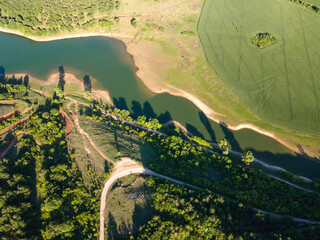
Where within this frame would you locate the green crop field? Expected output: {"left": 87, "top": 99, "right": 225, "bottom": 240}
{"left": 198, "top": 0, "right": 320, "bottom": 135}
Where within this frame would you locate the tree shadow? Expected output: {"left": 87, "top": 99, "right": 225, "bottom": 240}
{"left": 83, "top": 75, "right": 92, "bottom": 92}
{"left": 58, "top": 66, "right": 65, "bottom": 87}
{"left": 105, "top": 159, "right": 113, "bottom": 174}
{"left": 219, "top": 122, "right": 242, "bottom": 152}
{"left": 113, "top": 97, "right": 161, "bottom": 121}
{"left": 118, "top": 220, "right": 131, "bottom": 239}
{"left": 0, "top": 131, "right": 16, "bottom": 154}
{"left": 0, "top": 66, "right": 5, "bottom": 76}
{"left": 113, "top": 97, "right": 129, "bottom": 111}
{"left": 248, "top": 148, "right": 320, "bottom": 180}
{"left": 158, "top": 111, "right": 172, "bottom": 124}
{"left": 296, "top": 143, "right": 320, "bottom": 163}
{"left": 131, "top": 194, "right": 154, "bottom": 237}
{"left": 199, "top": 111, "right": 216, "bottom": 142}
{"left": 138, "top": 142, "right": 158, "bottom": 167}
{"left": 113, "top": 127, "right": 120, "bottom": 153}
{"left": 27, "top": 149, "right": 42, "bottom": 237}
{"left": 0, "top": 66, "right": 5, "bottom": 83}
{"left": 58, "top": 65, "right": 64, "bottom": 74}
{"left": 143, "top": 101, "right": 157, "bottom": 119}
{"left": 107, "top": 211, "right": 119, "bottom": 240}
{"left": 186, "top": 123, "right": 205, "bottom": 139}
{"left": 131, "top": 100, "right": 143, "bottom": 118}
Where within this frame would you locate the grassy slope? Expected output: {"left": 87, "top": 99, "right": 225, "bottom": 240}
{"left": 104, "top": 175, "right": 154, "bottom": 239}
{"left": 79, "top": 117, "right": 158, "bottom": 164}
{"left": 0, "top": 105, "right": 15, "bottom": 115}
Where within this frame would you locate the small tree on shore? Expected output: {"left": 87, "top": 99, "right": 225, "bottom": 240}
{"left": 218, "top": 139, "right": 228, "bottom": 155}
{"left": 242, "top": 151, "right": 254, "bottom": 165}
{"left": 130, "top": 18, "right": 137, "bottom": 28}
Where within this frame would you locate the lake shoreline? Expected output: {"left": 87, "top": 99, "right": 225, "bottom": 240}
{"left": 11, "top": 72, "right": 114, "bottom": 104}
{"left": 0, "top": 27, "right": 302, "bottom": 155}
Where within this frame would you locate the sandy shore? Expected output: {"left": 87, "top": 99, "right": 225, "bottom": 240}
{"left": 0, "top": 27, "right": 132, "bottom": 42}
{"left": 11, "top": 72, "right": 113, "bottom": 104}
{"left": 0, "top": 27, "right": 302, "bottom": 154}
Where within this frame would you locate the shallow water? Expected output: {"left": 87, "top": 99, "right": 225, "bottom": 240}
{"left": 0, "top": 32, "right": 319, "bottom": 179}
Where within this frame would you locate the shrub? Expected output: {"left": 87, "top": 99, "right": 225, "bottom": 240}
{"left": 130, "top": 18, "right": 138, "bottom": 28}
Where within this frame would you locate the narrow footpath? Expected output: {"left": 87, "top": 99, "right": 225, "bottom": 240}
{"left": 66, "top": 100, "right": 115, "bottom": 166}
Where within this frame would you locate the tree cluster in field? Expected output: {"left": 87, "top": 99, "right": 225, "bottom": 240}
{"left": 83, "top": 103, "right": 320, "bottom": 221}
{"left": 136, "top": 177, "right": 320, "bottom": 239}
{"left": 250, "top": 32, "right": 277, "bottom": 48}
{"left": 289, "top": 0, "right": 320, "bottom": 14}
{"left": 0, "top": 112, "right": 21, "bottom": 132}
{"left": 0, "top": 71, "right": 29, "bottom": 100}
{"left": 0, "top": 0, "right": 119, "bottom": 36}
{"left": 24, "top": 107, "right": 65, "bottom": 145}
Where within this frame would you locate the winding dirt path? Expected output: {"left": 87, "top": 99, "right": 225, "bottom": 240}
{"left": 27, "top": 86, "right": 319, "bottom": 184}
{"left": 0, "top": 101, "right": 16, "bottom": 105}
{"left": 30, "top": 88, "right": 51, "bottom": 97}
{"left": 0, "top": 110, "right": 19, "bottom": 121}
{"left": 99, "top": 158, "right": 320, "bottom": 240}
{"left": 66, "top": 100, "right": 115, "bottom": 166}
{"left": 99, "top": 158, "right": 200, "bottom": 240}
{"left": 59, "top": 109, "right": 73, "bottom": 136}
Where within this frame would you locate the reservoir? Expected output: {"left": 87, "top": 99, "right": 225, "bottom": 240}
{"left": 0, "top": 32, "right": 319, "bottom": 179}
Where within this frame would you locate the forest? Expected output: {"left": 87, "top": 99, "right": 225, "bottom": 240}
{"left": 0, "top": 136, "right": 100, "bottom": 239}
{"left": 0, "top": 0, "right": 118, "bottom": 36}
{"left": 136, "top": 177, "right": 320, "bottom": 239}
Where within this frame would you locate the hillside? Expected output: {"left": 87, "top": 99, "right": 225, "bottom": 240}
{"left": 0, "top": 70, "right": 320, "bottom": 238}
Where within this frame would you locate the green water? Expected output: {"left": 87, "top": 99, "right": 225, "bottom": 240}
{"left": 0, "top": 32, "right": 319, "bottom": 179}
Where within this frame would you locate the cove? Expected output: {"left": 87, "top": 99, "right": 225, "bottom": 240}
{"left": 0, "top": 31, "right": 319, "bottom": 179}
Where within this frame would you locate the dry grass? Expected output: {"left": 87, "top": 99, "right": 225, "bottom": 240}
{"left": 105, "top": 175, "right": 154, "bottom": 239}
{"left": 78, "top": 116, "right": 158, "bottom": 165}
